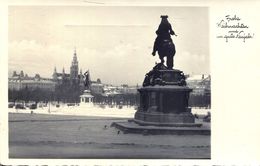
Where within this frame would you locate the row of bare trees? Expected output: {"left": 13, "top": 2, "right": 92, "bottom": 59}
{"left": 8, "top": 85, "right": 210, "bottom": 108}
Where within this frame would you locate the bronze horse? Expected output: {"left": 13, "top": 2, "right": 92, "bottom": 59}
{"left": 157, "top": 39, "right": 176, "bottom": 69}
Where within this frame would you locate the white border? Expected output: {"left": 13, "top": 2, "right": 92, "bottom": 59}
{"left": 1, "top": 0, "right": 260, "bottom": 165}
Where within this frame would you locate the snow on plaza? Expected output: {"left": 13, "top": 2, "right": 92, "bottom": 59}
{"left": 9, "top": 103, "right": 210, "bottom": 118}
{"left": 8, "top": 104, "right": 211, "bottom": 159}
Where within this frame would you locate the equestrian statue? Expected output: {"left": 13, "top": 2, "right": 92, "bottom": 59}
{"left": 152, "top": 15, "right": 177, "bottom": 69}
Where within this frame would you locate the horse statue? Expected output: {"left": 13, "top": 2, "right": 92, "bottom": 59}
{"left": 157, "top": 39, "right": 176, "bottom": 69}
{"left": 152, "top": 15, "right": 177, "bottom": 69}
{"left": 83, "top": 70, "right": 91, "bottom": 89}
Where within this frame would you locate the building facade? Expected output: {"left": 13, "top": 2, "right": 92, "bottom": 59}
{"left": 9, "top": 49, "right": 85, "bottom": 92}
{"left": 186, "top": 74, "right": 211, "bottom": 96}
{"left": 90, "top": 82, "right": 104, "bottom": 95}
{"left": 8, "top": 71, "right": 56, "bottom": 91}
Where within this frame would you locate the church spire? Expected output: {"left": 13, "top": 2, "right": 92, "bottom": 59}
{"left": 70, "top": 48, "right": 79, "bottom": 80}
{"left": 74, "top": 47, "right": 77, "bottom": 55}
{"left": 73, "top": 47, "right": 78, "bottom": 62}
{"left": 71, "top": 47, "right": 78, "bottom": 67}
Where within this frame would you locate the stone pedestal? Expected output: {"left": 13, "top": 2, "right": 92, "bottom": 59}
{"left": 135, "top": 65, "right": 196, "bottom": 126}
{"left": 112, "top": 63, "right": 209, "bottom": 135}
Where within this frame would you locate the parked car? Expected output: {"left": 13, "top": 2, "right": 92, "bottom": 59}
{"left": 67, "top": 103, "right": 75, "bottom": 107}
{"left": 15, "top": 104, "right": 25, "bottom": 109}
{"left": 29, "top": 104, "right": 37, "bottom": 109}
{"left": 8, "top": 103, "right": 15, "bottom": 108}
{"left": 203, "top": 112, "right": 211, "bottom": 122}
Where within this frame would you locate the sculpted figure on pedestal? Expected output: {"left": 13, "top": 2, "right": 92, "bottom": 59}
{"left": 152, "top": 15, "right": 177, "bottom": 69}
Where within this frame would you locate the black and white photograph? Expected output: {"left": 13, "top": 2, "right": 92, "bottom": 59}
{"left": 1, "top": 0, "right": 260, "bottom": 165}
{"left": 7, "top": 5, "right": 210, "bottom": 159}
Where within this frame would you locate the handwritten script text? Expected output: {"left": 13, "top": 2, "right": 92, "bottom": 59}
{"left": 216, "top": 15, "right": 254, "bottom": 42}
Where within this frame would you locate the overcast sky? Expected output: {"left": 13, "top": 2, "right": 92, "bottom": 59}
{"left": 9, "top": 6, "right": 209, "bottom": 85}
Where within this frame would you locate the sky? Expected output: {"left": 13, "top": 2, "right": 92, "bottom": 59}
{"left": 8, "top": 6, "right": 209, "bottom": 85}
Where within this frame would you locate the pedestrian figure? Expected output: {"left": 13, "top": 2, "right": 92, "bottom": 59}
{"left": 117, "top": 130, "right": 120, "bottom": 134}
{"left": 103, "top": 125, "right": 107, "bottom": 129}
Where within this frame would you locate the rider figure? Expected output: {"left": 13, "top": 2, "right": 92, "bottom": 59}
{"left": 152, "top": 15, "right": 176, "bottom": 56}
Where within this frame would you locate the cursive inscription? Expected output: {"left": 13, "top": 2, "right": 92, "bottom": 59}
{"left": 216, "top": 15, "right": 254, "bottom": 42}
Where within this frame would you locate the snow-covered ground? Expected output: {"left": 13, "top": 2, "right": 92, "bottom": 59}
{"left": 9, "top": 104, "right": 210, "bottom": 118}
{"left": 9, "top": 112, "right": 210, "bottom": 159}
{"left": 9, "top": 104, "right": 211, "bottom": 158}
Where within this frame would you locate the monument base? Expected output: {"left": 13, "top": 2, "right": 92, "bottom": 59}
{"left": 111, "top": 120, "right": 210, "bottom": 135}
{"left": 131, "top": 119, "right": 202, "bottom": 127}
{"left": 134, "top": 110, "right": 196, "bottom": 125}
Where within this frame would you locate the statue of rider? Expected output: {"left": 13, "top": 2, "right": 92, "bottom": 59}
{"left": 84, "top": 70, "right": 91, "bottom": 90}
{"left": 152, "top": 15, "right": 177, "bottom": 56}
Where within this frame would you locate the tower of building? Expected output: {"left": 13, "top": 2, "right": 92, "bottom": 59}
{"left": 52, "top": 66, "right": 58, "bottom": 80}
{"left": 70, "top": 49, "right": 79, "bottom": 80}
{"left": 79, "top": 68, "right": 84, "bottom": 82}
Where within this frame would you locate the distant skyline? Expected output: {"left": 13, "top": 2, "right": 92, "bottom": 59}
{"left": 9, "top": 6, "right": 209, "bottom": 85}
